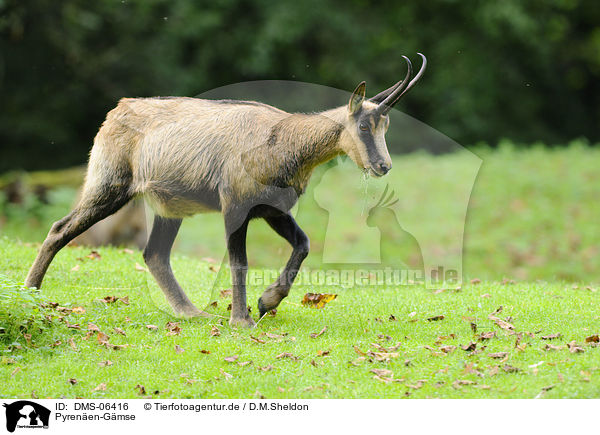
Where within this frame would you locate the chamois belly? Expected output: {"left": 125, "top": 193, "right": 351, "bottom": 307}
{"left": 141, "top": 182, "right": 221, "bottom": 218}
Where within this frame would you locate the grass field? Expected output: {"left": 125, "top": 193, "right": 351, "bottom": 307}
{"left": 1, "top": 143, "right": 600, "bottom": 399}
{"left": 1, "top": 238, "right": 599, "bottom": 399}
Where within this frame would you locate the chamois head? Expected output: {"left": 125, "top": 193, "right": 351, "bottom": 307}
{"left": 340, "top": 53, "right": 427, "bottom": 177}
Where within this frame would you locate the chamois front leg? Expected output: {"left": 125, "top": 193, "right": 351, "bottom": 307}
{"left": 258, "top": 213, "right": 309, "bottom": 317}
{"left": 224, "top": 211, "right": 256, "bottom": 328}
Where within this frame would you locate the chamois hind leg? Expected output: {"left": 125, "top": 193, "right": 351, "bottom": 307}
{"left": 143, "top": 216, "right": 208, "bottom": 318}
{"left": 25, "top": 183, "right": 133, "bottom": 289}
{"left": 258, "top": 212, "right": 309, "bottom": 317}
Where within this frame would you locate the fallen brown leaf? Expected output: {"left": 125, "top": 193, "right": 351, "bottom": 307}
{"left": 174, "top": 345, "right": 185, "bottom": 354}
{"left": 452, "top": 379, "right": 476, "bottom": 389}
{"left": 68, "top": 378, "right": 78, "bottom": 385}
{"left": 210, "top": 326, "right": 221, "bottom": 337}
{"left": 220, "top": 289, "right": 232, "bottom": 298}
{"left": 488, "top": 315, "right": 515, "bottom": 331}
{"left": 86, "top": 250, "right": 101, "bottom": 260}
{"left": 427, "top": 315, "right": 445, "bottom": 322}
{"left": 461, "top": 342, "right": 477, "bottom": 352}
{"left": 114, "top": 327, "right": 126, "bottom": 336}
{"left": 370, "top": 368, "right": 393, "bottom": 378}
{"left": 310, "top": 326, "right": 327, "bottom": 339}
{"left": 316, "top": 349, "right": 330, "bottom": 357}
{"left": 488, "top": 352, "right": 508, "bottom": 359}
{"left": 93, "top": 383, "right": 107, "bottom": 392}
{"left": 478, "top": 331, "right": 496, "bottom": 341}
{"left": 135, "top": 384, "right": 146, "bottom": 395}
{"left": 276, "top": 352, "right": 299, "bottom": 361}
{"left": 585, "top": 334, "right": 599, "bottom": 343}
{"left": 166, "top": 321, "right": 181, "bottom": 336}
{"left": 440, "top": 345, "right": 456, "bottom": 354}
{"left": 503, "top": 364, "right": 520, "bottom": 373}
{"left": 250, "top": 335, "right": 265, "bottom": 344}
{"left": 98, "top": 360, "right": 113, "bottom": 367}
{"left": 146, "top": 324, "right": 158, "bottom": 331}
{"left": 224, "top": 355, "right": 239, "bottom": 363}
{"left": 567, "top": 341, "right": 585, "bottom": 353}
{"left": 406, "top": 380, "right": 426, "bottom": 389}
{"left": 301, "top": 293, "right": 337, "bottom": 309}
{"left": 541, "top": 333, "right": 562, "bottom": 340}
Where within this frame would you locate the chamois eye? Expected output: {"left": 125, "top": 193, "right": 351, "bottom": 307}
{"left": 359, "top": 122, "right": 369, "bottom": 131}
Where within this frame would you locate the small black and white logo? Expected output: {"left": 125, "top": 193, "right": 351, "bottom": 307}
{"left": 3, "top": 401, "right": 50, "bottom": 433}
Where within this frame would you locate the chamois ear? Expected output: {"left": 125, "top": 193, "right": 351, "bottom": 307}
{"left": 348, "top": 81, "right": 366, "bottom": 114}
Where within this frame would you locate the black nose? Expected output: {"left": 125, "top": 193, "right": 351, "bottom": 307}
{"left": 375, "top": 161, "right": 391, "bottom": 175}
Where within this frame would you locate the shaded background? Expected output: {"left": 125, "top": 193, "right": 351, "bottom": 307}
{"left": 1, "top": 0, "right": 599, "bottom": 172}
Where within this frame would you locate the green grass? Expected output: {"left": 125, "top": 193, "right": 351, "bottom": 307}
{"left": 1, "top": 238, "right": 599, "bottom": 399}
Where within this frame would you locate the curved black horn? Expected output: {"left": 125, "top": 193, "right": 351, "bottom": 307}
{"left": 375, "top": 53, "right": 427, "bottom": 116}
{"left": 374, "top": 56, "right": 412, "bottom": 116}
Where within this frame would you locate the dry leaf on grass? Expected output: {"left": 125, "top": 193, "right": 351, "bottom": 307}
{"left": 585, "top": 334, "right": 599, "bottom": 343}
{"left": 93, "top": 383, "right": 107, "bottom": 392}
{"left": 146, "top": 325, "right": 158, "bottom": 331}
{"left": 478, "top": 331, "right": 496, "bottom": 341}
{"left": 353, "top": 345, "right": 366, "bottom": 356}
{"left": 276, "top": 352, "right": 299, "bottom": 361}
{"left": 461, "top": 342, "right": 477, "bottom": 352}
{"left": 566, "top": 341, "right": 585, "bottom": 353}
{"left": 174, "top": 345, "right": 185, "bottom": 354}
{"left": 210, "top": 326, "right": 221, "bottom": 337}
{"left": 370, "top": 368, "right": 393, "bottom": 378}
{"left": 135, "top": 384, "right": 146, "bottom": 395}
{"left": 488, "top": 315, "right": 515, "bottom": 331}
{"left": 68, "top": 378, "right": 78, "bottom": 385}
{"left": 406, "top": 380, "right": 426, "bottom": 389}
{"left": 310, "top": 326, "right": 327, "bottom": 339}
{"left": 488, "top": 352, "right": 508, "bottom": 359}
{"left": 224, "top": 355, "right": 239, "bottom": 363}
{"left": 98, "top": 360, "right": 113, "bottom": 367}
{"left": 86, "top": 250, "right": 101, "bottom": 260}
{"left": 440, "top": 345, "right": 456, "bottom": 354}
{"left": 166, "top": 322, "right": 181, "bottom": 336}
{"left": 250, "top": 335, "right": 265, "bottom": 344}
{"left": 541, "top": 333, "right": 562, "bottom": 340}
{"left": 452, "top": 379, "right": 476, "bottom": 389}
{"left": 220, "top": 289, "right": 232, "bottom": 298}
{"left": 427, "top": 315, "right": 445, "bottom": 322}
{"left": 301, "top": 293, "right": 337, "bottom": 309}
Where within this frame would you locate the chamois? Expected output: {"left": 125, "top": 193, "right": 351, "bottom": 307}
{"left": 25, "top": 54, "right": 427, "bottom": 328}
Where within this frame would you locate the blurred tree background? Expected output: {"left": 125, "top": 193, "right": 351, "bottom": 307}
{"left": 1, "top": 0, "right": 599, "bottom": 172}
